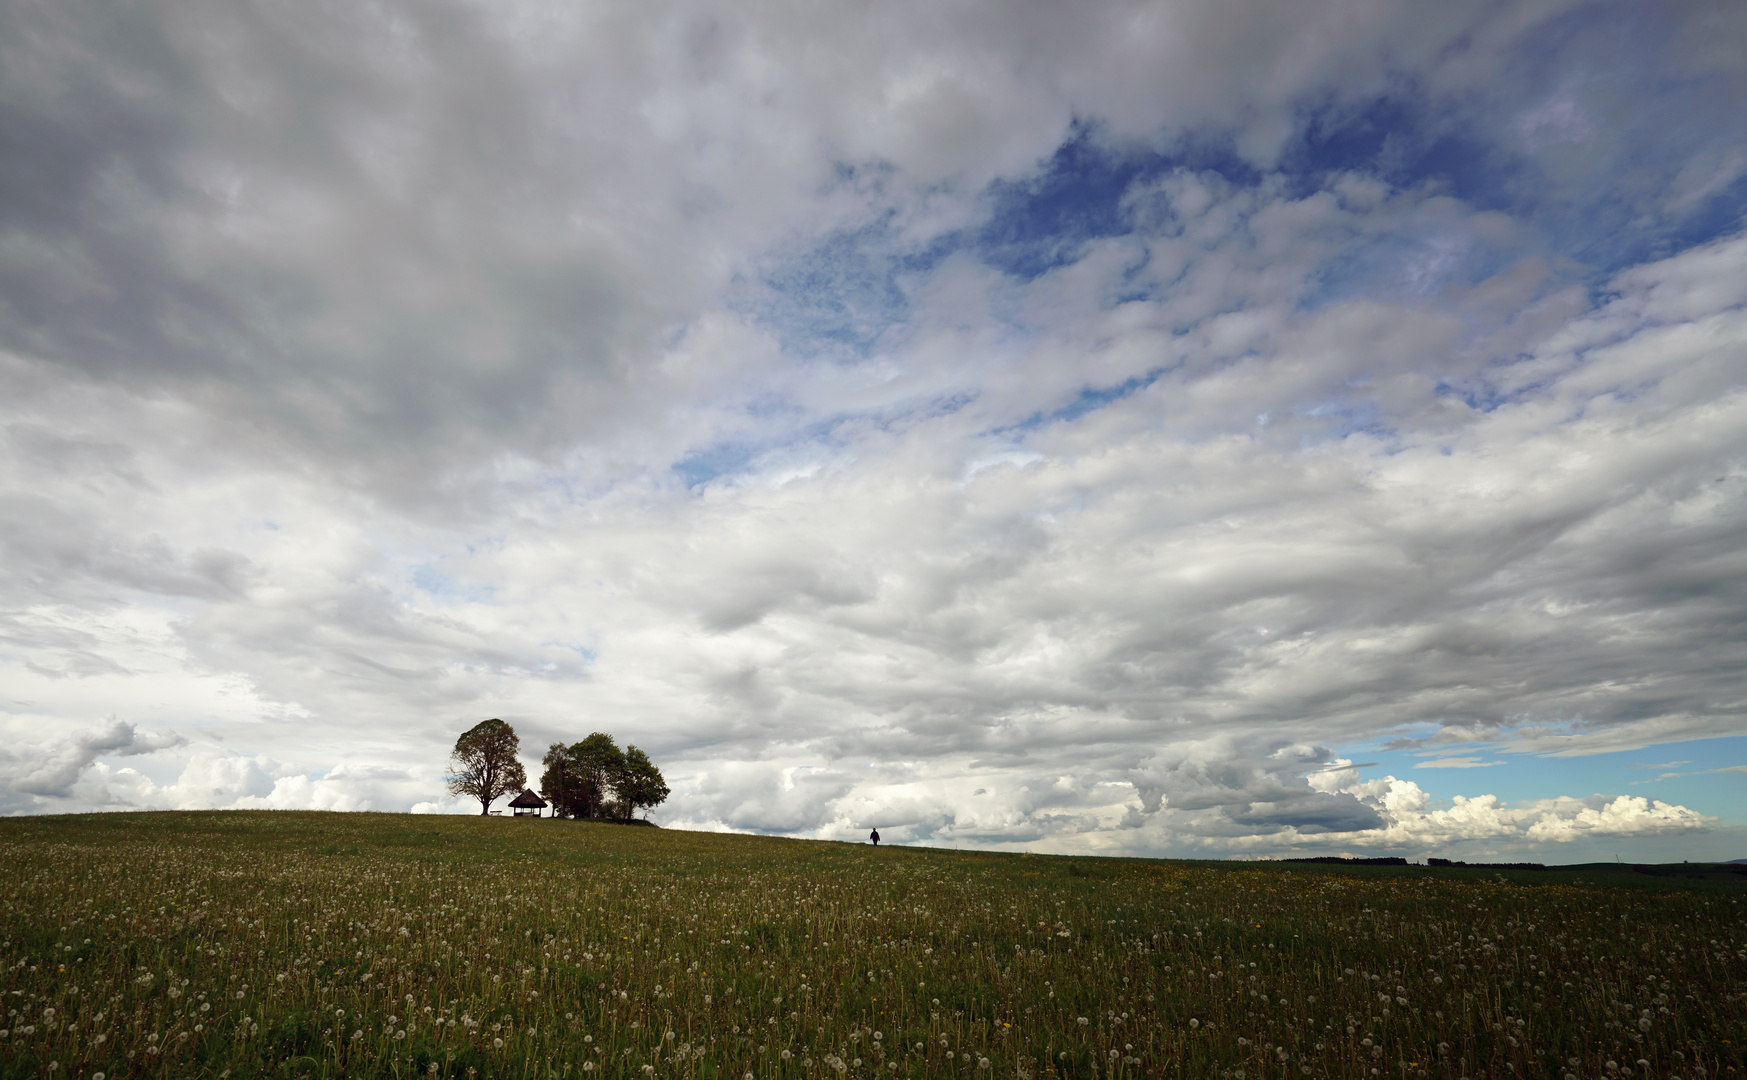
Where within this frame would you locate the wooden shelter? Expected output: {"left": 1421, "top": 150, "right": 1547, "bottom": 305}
{"left": 508, "top": 788, "right": 549, "bottom": 818}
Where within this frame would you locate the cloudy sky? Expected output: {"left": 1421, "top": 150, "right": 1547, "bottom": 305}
{"left": 3, "top": 0, "right": 1745, "bottom": 861}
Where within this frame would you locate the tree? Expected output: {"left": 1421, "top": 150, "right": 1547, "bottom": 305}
{"left": 538, "top": 742, "right": 580, "bottom": 819}
{"left": 610, "top": 744, "right": 670, "bottom": 821}
{"left": 447, "top": 718, "right": 527, "bottom": 815}
{"left": 569, "top": 732, "right": 624, "bottom": 820}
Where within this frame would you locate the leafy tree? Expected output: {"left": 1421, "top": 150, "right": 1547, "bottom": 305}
{"left": 538, "top": 742, "right": 580, "bottom": 819}
{"left": 611, "top": 744, "right": 670, "bottom": 821}
{"left": 569, "top": 732, "right": 623, "bottom": 820}
{"left": 446, "top": 718, "right": 527, "bottom": 815}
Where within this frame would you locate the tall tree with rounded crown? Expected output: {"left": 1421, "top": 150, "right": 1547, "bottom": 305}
{"left": 447, "top": 718, "right": 527, "bottom": 815}
{"left": 538, "top": 741, "right": 579, "bottom": 818}
{"left": 611, "top": 744, "right": 671, "bottom": 821}
{"left": 569, "top": 731, "right": 623, "bottom": 819}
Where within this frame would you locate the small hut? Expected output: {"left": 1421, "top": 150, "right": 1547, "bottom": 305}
{"left": 508, "top": 788, "right": 549, "bottom": 818}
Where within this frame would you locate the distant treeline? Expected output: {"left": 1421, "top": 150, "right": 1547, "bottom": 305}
{"left": 539, "top": 733, "right": 670, "bottom": 822}
{"left": 1276, "top": 856, "right": 1552, "bottom": 869}
{"left": 1280, "top": 856, "right": 1410, "bottom": 866}
{"left": 1427, "top": 858, "right": 1547, "bottom": 870}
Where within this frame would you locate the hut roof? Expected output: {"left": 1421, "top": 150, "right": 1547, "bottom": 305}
{"left": 508, "top": 788, "right": 549, "bottom": 808}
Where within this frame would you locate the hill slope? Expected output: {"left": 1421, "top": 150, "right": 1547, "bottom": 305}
{"left": 0, "top": 811, "right": 1741, "bottom": 1079}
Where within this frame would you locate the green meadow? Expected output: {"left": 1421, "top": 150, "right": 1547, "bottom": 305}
{"left": 0, "top": 811, "right": 1742, "bottom": 1080}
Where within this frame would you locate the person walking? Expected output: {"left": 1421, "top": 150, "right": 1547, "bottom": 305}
{"left": 869, "top": 827, "right": 880, "bottom": 847}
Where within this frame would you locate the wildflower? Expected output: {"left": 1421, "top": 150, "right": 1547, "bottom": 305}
{"left": 1189, "top": 1019, "right": 1199, "bottom": 1029}
{"left": 494, "top": 1038, "right": 504, "bottom": 1049}
{"left": 1077, "top": 1017, "right": 1089, "bottom": 1027}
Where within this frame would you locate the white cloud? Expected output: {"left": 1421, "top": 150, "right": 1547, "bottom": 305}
{"left": 1169, "top": 773, "right": 1714, "bottom": 855}
{"left": 0, "top": 719, "right": 185, "bottom": 808}
{"left": 66, "top": 753, "right": 449, "bottom": 815}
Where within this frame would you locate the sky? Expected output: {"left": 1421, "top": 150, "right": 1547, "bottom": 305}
{"left": 2, "top": 0, "right": 1745, "bottom": 862}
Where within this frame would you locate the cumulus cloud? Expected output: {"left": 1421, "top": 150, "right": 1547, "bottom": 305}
{"left": 1, "top": 0, "right": 1743, "bottom": 857}
{"left": 0, "top": 718, "right": 184, "bottom": 805}
{"left": 68, "top": 753, "right": 444, "bottom": 814}
{"left": 1299, "top": 775, "right": 1715, "bottom": 851}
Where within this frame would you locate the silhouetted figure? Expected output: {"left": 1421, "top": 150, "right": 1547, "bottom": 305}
{"left": 869, "top": 828, "right": 880, "bottom": 847}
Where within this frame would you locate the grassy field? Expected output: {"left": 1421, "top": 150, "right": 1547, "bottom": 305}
{"left": 0, "top": 812, "right": 1742, "bottom": 1080}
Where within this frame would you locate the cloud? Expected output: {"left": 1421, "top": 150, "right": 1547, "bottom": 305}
{"left": 1414, "top": 757, "right": 1505, "bottom": 769}
{"left": 68, "top": 753, "right": 444, "bottom": 815}
{"left": 1632, "top": 763, "right": 1747, "bottom": 784}
{"left": 1180, "top": 774, "right": 1715, "bottom": 854}
{"left": 0, "top": 1, "right": 1743, "bottom": 860}
{"left": 0, "top": 719, "right": 184, "bottom": 805}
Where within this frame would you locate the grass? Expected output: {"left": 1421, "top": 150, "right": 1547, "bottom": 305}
{"left": 0, "top": 811, "right": 1743, "bottom": 1080}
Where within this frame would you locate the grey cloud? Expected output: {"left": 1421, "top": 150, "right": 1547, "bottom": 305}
{"left": 1126, "top": 739, "right": 1356, "bottom": 822}
{"left": 0, "top": 0, "right": 659, "bottom": 489}
{"left": 673, "top": 762, "right": 860, "bottom": 834}
{"left": 0, "top": 0, "right": 1660, "bottom": 499}
{"left": 1223, "top": 794, "right": 1384, "bottom": 835}
{"left": 0, "top": 493, "right": 257, "bottom": 600}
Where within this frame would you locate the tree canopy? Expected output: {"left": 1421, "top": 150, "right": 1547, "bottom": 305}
{"left": 612, "top": 744, "right": 671, "bottom": 822}
{"left": 535, "top": 730, "right": 668, "bottom": 821}
{"left": 538, "top": 741, "right": 586, "bottom": 819}
{"left": 447, "top": 718, "right": 527, "bottom": 815}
